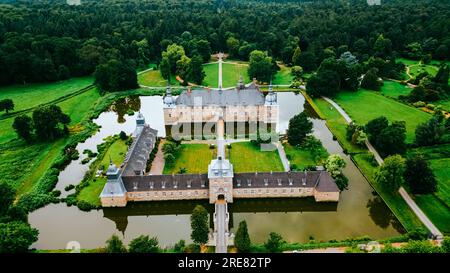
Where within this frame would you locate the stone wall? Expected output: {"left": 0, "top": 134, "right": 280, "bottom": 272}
{"left": 313, "top": 190, "right": 340, "bottom": 202}
{"left": 209, "top": 177, "right": 233, "bottom": 203}
{"left": 101, "top": 195, "right": 128, "bottom": 207}
{"left": 164, "top": 105, "right": 278, "bottom": 125}
{"left": 233, "top": 187, "right": 315, "bottom": 199}
{"left": 127, "top": 189, "right": 209, "bottom": 201}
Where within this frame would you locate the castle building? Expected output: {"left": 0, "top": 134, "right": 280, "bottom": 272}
{"left": 100, "top": 78, "right": 339, "bottom": 207}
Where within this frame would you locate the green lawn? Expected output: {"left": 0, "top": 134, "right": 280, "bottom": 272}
{"left": 272, "top": 65, "right": 293, "bottom": 85}
{"left": 163, "top": 144, "right": 215, "bottom": 174}
{"left": 99, "top": 138, "right": 128, "bottom": 171}
{"left": 283, "top": 142, "right": 328, "bottom": 170}
{"left": 77, "top": 177, "right": 106, "bottom": 207}
{"left": 77, "top": 138, "right": 128, "bottom": 206}
{"left": 334, "top": 90, "right": 430, "bottom": 143}
{"left": 414, "top": 194, "right": 450, "bottom": 233}
{"left": 228, "top": 142, "right": 284, "bottom": 173}
{"left": 0, "top": 78, "right": 102, "bottom": 199}
{"left": 0, "top": 76, "right": 93, "bottom": 114}
{"left": 137, "top": 69, "right": 178, "bottom": 87}
{"left": 202, "top": 62, "right": 250, "bottom": 88}
{"left": 353, "top": 153, "right": 424, "bottom": 231}
{"left": 311, "top": 96, "right": 366, "bottom": 154}
{"left": 380, "top": 81, "right": 412, "bottom": 98}
{"left": 429, "top": 158, "right": 450, "bottom": 206}
{"left": 397, "top": 58, "right": 450, "bottom": 84}
{"left": 435, "top": 99, "right": 450, "bottom": 112}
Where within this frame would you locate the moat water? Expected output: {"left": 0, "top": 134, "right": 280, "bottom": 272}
{"left": 29, "top": 92, "right": 404, "bottom": 250}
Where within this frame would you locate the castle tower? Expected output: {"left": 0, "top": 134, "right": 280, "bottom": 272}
{"left": 163, "top": 81, "right": 176, "bottom": 108}
{"left": 265, "top": 81, "right": 277, "bottom": 105}
{"left": 133, "top": 112, "right": 146, "bottom": 137}
{"left": 100, "top": 161, "right": 127, "bottom": 207}
{"left": 236, "top": 75, "right": 245, "bottom": 90}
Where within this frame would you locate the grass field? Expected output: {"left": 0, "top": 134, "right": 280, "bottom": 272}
{"left": 429, "top": 158, "right": 450, "bottom": 206}
{"left": 228, "top": 142, "right": 284, "bottom": 173}
{"left": 0, "top": 78, "right": 102, "bottom": 200}
{"left": 77, "top": 138, "right": 128, "bottom": 206}
{"left": 163, "top": 144, "right": 215, "bottom": 174}
{"left": 137, "top": 69, "right": 178, "bottom": 87}
{"left": 0, "top": 76, "right": 93, "bottom": 114}
{"left": 380, "top": 81, "right": 412, "bottom": 98}
{"left": 272, "top": 65, "right": 293, "bottom": 85}
{"left": 283, "top": 142, "right": 328, "bottom": 170}
{"left": 397, "top": 58, "right": 450, "bottom": 84}
{"left": 414, "top": 194, "right": 450, "bottom": 233}
{"left": 311, "top": 97, "right": 366, "bottom": 154}
{"left": 334, "top": 90, "right": 431, "bottom": 143}
{"left": 203, "top": 62, "right": 250, "bottom": 88}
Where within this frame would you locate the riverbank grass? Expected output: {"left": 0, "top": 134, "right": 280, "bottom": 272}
{"left": 228, "top": 142, "right": 284, "bottom": 173}
{"left": 334, "top": 90, "right": 430, "bottom": 143}
{"left": 163, "top": 144, "right": 215, "bottom": 174}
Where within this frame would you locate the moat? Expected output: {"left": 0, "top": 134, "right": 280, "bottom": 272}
{"left": 28, "top": 92, "right": 404, "bottom": 250}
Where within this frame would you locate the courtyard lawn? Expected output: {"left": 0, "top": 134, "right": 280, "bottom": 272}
{"left": 0, "top": 76, "right": 93, "bottom": 114}
{"left": 380, "top": 81, "right": 412, "bottom": 98}
{"left": 283, "top": 143, "right": 328, "bottom": 170}
{"left": 311, "top": 96, "right": 366, "bottom": 154}
{"left": 353, "top": 153, "right": 424, "bottom": 231}
{"left": 272, "top": 65, "right": 293, "bottom": 85}
{"left": 334, "top": 90, "right": 430, "bottom": 143}
{"left": 414, "top": 194, "right": 450, "bottom": 233}
{"left": 163, "top": 144, "right": 215, "bottom": 174}
{"left": 228, "top": 142, "right": 284, "bottom": 173}
{"left": 202, "top": 62, "right": 250, "bottom": 88}
{"left": 137, "top": 69, "right": 178, "bottom": 86}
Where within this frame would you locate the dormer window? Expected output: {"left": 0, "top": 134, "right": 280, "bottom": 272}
{"left": 302, "top": 178, "right": 306, "bottom": 186}
{"left": 173, "top": 181, "right": 178, "bottom": 189}
{"left": 149, "top": 182, "right": 154, "bottom": 189}
{"left": 247, "top": 179, "right": 251, "bottom": 187}
{"left": 187, "top": 180, "right": 192, "bottom": 188}
{"left": 133, "top": 182, "right": 138, "bottom": 190}
{"left": 237, "top": 179, "right": 241, "bottom": 187}
{"left": 201, "top": 180, "right": 205, "bottom": 188}
{"left": 288, "top": 178, "right": 293, "bottom": 186}
{"left": 278, "top": 179, "right": 283, "bottom": 186}
{"left": 264, "top": 178, "right": 268, "bottom": 186}
{"left": 162, "top": 181, "right": 166, "bottom": 189}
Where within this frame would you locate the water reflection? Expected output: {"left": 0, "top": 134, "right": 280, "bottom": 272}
{"left": 110, "top": 95, "right": 141, "bottom": 123}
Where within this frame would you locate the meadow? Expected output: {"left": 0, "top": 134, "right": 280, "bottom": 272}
{"left": 334, "top": 90, "right": 430, "bottom": 143}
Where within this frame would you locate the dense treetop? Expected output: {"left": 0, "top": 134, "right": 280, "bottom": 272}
{"left": 0, "top": 0, "right": 449, "bottom": 85}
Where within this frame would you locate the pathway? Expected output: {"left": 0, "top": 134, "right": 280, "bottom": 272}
{"left": 322, "top": 96, "right": 444, "bottom": 240}
{"left": 214, "top": 202, "right": 228, "bottom": 253}
{"left": 218, "top": 52, "right": 223, "bottom": 89}
{"left": 399, "top": 187, "right": 443, "bottom": 240}
{"left": 148, "top": 139, "right": 165, "bottom": 175}
{"left": 274, "top": 142, "right": 290, "bottom": 171}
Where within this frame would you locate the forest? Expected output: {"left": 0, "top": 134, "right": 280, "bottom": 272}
{"left": 0, "top": 0, "right": 449, "bottom": 86}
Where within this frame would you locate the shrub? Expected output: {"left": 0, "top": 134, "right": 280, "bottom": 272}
{"left": 174, "top": 240, "right": 186, "bottom": 253}
{"left": 65, "top": 184, "right": 75, "bottom": 191}
{"left": 264, "top": 232, "right": 284, "bottom": 253}
{"left": 413, "top": 101, "right": 426, "bottom": 108}
{"left": 129, "top": 235, "right": 159, "bottom": 253}
{"left": 77, "top": 200, "right": 97, "bottom": 211}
